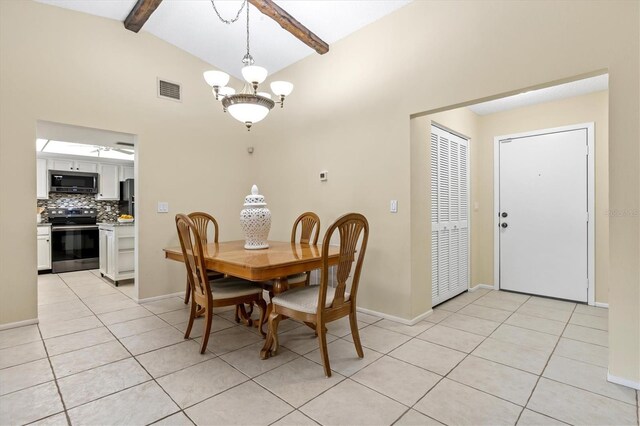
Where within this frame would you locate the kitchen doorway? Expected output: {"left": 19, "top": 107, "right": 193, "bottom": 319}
{"left": 36, "top": 120, "right": 139, "bottom": 301}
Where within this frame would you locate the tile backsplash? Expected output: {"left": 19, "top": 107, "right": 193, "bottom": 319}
{"left": 37, "top": 193, "right": 119, "bottom": 222}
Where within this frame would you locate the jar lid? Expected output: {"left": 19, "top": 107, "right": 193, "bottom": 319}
{"left": 244, "top": 185, "right": 266, "bottom": 207}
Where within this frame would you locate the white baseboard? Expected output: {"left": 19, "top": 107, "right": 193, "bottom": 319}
{"left": 137, "top": 291, "right": 184, "bottom": 304}
{"left": 594, "top": 302, "right": 609, "bottom": 309}
{"left": 0, "top": 318, "right": 39, "bottom": 331}
{"left": 469, "top": 284, "right": 494, "bottom": 292}
{"left": 607, "top": 371, "right": 640, "bottom": 390}
{"left": 357, "top": 307, "right": 432, "bottom": 326}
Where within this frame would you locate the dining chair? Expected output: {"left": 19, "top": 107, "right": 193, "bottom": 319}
{"left": 183, "top": 212, "right": 224, "bottom": 305}
{"left": 175, "top": 214, "right": 267, "bottom": 353}
{"left": 263, "top": 213, "right": 369, "bottom": 377}
{"left": 263, "top": 212, "right": 320, "bottom": 297}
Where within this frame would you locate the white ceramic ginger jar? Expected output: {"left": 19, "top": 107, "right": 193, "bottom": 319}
{"left": 240, "top": 185, "right": 271, "bottom": 250}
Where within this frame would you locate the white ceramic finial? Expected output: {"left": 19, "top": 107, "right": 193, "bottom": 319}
{"left": 251, "top": 185, "right": 259, "bottom": 195}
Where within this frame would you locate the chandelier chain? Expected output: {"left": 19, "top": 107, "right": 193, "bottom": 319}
{"left": 245, "top": 0, "right": 250, "bottom": 58}
{"left": 210, "top": 0, "right": 245, "bottom": 25}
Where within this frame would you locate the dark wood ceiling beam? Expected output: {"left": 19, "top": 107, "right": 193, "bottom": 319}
{"left": 124, "top": 0, "right": 163, "bottom": 33}
{"left": 248, "top": 0, "right": 329, "bottom": 55}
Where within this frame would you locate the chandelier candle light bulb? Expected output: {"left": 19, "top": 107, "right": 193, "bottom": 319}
{"left": 203, "top": 0, "right": 294, "bottom": 130}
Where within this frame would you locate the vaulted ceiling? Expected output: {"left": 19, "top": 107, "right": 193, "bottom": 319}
{"left": 35, "top": 0, "right": 412, "bottom": 79}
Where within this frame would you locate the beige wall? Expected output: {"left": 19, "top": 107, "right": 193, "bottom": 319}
{"left": 254, "top": 1, "right": 639, "bottom": 382}
{"left": 0, "top": 0, "right": 255, "bottom": 324}
{"left": 0, "top": 1, "right": 638, "bottom": 383}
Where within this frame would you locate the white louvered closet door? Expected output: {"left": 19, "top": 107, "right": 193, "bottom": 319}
{"left": 431, "top": 125, "right": 469, "bottom": 306}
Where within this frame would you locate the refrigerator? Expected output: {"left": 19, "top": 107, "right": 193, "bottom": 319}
{"left": 119, "top": 179, "right": 135, "bottom": 216}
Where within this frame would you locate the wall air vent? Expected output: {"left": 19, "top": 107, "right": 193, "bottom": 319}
{"left": 158, "top": 78, "right": 181, "bottom": 102}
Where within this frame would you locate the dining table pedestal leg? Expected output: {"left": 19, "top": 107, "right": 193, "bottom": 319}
{"left": 260, "top": 277, "right": 288, "bottom": 358}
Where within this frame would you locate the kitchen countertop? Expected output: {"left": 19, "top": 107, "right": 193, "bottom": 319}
{"left": 37, "top": 223, "right": 52, "bottom": 226}
{"left": 97, "top": 222, "right": 135, "bottom": 227}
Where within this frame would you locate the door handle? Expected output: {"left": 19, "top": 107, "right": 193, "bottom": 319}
{"left": 501, "top": 223, "right": 508, "bottom": 228}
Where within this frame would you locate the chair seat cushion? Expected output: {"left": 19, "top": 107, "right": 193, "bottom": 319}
{"left": 272, "top": 286, "right": 350, "bottom": 314}
{"left": 262, "top": 273, "right": 308, "bottom": 287}
{"left": 210, "top": 277, "right": 262, "bottom": 300}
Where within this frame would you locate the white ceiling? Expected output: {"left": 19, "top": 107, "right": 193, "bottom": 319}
{"left": 468, "top": 74, "right": 609, "bottom": 116}
{"left": 35, "top": 0, "right": 411, "bottom": 80}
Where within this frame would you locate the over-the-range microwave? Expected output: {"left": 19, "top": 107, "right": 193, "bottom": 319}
{"left": 49, "top": 170, "right": 99, "bottom": 194}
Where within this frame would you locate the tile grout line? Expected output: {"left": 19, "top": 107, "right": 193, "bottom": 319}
{"left": 410, "top": 292, "right": 532, "bottom": 425}
{"left": 34, "top": 323, "right": 73, "bottom": 426}
{"left": 56, "top": 274, "right": 195, "bottom": 424}
{"left": 255, "top": 316, "right": 390, "bottom": 424}
{"left": 513, "top": 301, "right": 577, "bottom": 425}
{"left": 62, "top": 278, "right": 304, "bottom": 424}
{"left": 26, "top": 276, "right": 619, "bottom": 426}
{"left": 52, "top": 277, "right": 303, "bottom": 423}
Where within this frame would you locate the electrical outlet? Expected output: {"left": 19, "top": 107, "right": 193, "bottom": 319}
{"left": 390, "top": 200, "right": 398, "bottom": 213}
{"left": 157, "top": 202, "right": 169, "bottom": 213}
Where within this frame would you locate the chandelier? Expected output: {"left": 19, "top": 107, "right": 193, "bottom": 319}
{"left": 203, "top": 0, "right": 294, "bottom": 131}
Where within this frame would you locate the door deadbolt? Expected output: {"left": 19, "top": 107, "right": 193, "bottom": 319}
{"left": 501, "top": 222, "right": 508, "bottom": 228}
{"left": 501, "top": 212, "right": 508, "bottom": 218}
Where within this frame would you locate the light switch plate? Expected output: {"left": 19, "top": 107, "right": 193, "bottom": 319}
{"left": 157, "top": 202, "right": 169, "bottom": 213}
{"left": 390, "top": 200, "right": 398, "bottom": 213}
{"left": 319, "top": 170, "right": 328, "bottom": 181}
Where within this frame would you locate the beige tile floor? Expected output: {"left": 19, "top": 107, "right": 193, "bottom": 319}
{"left": 1, "top": 271, "right": 638, "bottom": 426}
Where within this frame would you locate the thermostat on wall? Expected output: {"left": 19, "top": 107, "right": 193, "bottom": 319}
{"left": 319, "top": 171, "right": 328, "bottom": 181}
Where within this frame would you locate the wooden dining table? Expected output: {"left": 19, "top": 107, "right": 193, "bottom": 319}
{"left": 164, "top": 240, "right": 340, "bottom": 295}
{"left": 164, "top": 240, "right": 341, "bottom": 356}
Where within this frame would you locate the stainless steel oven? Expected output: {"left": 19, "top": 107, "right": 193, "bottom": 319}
{"left": 48, "top": 208, "right": 99, "bottom": 273}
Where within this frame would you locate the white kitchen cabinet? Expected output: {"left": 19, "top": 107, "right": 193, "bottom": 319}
{"left": 99, "top": 224, "right": 134, "bottom": 285}
{"left": 120, "top": 165, "right": 134, "bottom": 181}
{"left": 36, "top": 158, "right": 49, "bottom": 200}
{"left": 37, "top": 226, "right": 51, "bottom": 270}
{"left": 75, "top": 161, "right": 98, "bottom": 173}
{"left": 49, "top": 159, "right": 74, "bottom": 171}
{"left": 48, "top": 159, "right": 98, "bottom": 172}
{"left": 96, "top": 164, "right": 120, "bottom": 200}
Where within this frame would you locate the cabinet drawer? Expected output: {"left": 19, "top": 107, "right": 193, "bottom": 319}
{"left": 37, "top": 226, "right": 51, "bottom": 236}
{"left": 119, "top": 251, "right": 135, "bottom": 273}
{"left": 118, "top": 226, "right": 134, "bottom": 238}
{"left": 118, "top": 237, "right": 135, "bottom": 251}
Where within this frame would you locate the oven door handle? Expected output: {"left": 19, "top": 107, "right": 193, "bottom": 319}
{"left": 52, "top": 225, "right": 99, "bottom": 231}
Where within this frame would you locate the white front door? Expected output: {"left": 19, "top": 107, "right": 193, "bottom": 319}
{"left": 498, "top": 126, "right": 590, "bottom": 302}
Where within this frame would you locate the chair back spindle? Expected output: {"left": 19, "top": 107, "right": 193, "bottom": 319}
{"left": 188, "top": 212, "right": 219, "bottom": 245}
{"left": 291, "top": 212, "right": 320, "bottom": 245}
{"left": 175, "top": 214, "right": 212, "bottom": 305}
{"left": 318, "top": 213, "right": 369, "bottom": 312}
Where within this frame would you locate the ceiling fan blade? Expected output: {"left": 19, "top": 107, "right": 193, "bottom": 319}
{"left": 114, "top": 148, "right": 134, "bottom": 154}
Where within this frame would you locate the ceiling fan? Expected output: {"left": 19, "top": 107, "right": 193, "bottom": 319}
{"left": 90, "top": 146, "right": 135, "bottom": 156}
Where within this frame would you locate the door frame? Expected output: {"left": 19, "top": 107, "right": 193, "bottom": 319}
{"left": 493, "top": 123, "right": 595, "bottom": 305}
